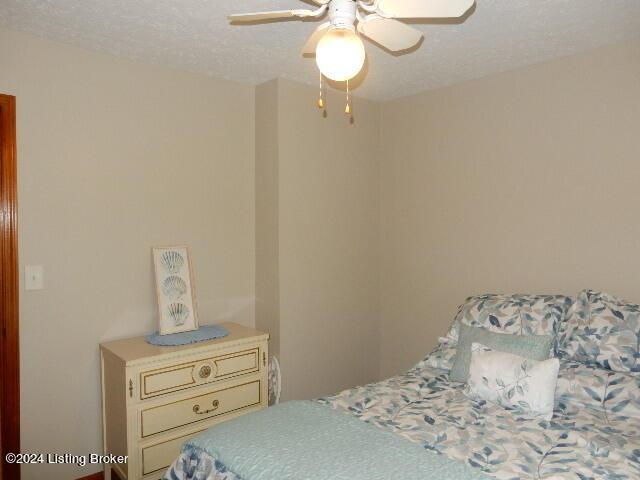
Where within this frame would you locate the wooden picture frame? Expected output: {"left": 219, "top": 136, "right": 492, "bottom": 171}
{"left": 152, "top": 246, "right": 199, "bottom": 335}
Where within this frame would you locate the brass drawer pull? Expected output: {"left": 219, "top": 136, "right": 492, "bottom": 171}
{"left": 193, "top": 399, "right": 219, "bottom": 415}
{"left": 199, "top": 365, "right": 212, "bottom": 379}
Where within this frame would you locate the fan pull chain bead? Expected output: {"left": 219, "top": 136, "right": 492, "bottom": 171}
{"left": 317, "top": 72, "right": 325, "bottom": 109}
{"left": 345, "top": 79, "right": 351, "bottom": 114}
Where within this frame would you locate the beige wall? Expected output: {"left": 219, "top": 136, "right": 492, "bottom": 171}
{"left": 255, "top": 80, "right": 280, "bottom": 358}
{"left": 0, "top": 27, "right": 255, "bottom": 479}
{"left": 379, "top": 40, "right": 640, "bottom": 378}
{"left": 256, "top": 78, "right": 381, "bottom": 400}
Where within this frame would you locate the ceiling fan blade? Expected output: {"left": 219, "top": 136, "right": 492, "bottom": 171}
{"left": 301, "top": 22, "right": 331, "bottom": 55}
{"left": 377, "top": 0, "right": 474, "bottom": 18}
{"left": 229, "top": 9, "right": 315, "bottom": 23}
{"left": 357, "top": 16, "right": 423, "bottom": 52}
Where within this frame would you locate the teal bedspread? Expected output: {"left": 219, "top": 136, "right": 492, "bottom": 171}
{"left": 179, "top": 400, "right": 488, "bottom": 480}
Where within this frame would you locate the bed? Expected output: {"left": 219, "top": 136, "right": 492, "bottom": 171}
{"left": 164, "top": 291, "right": 640, "bottom": 480}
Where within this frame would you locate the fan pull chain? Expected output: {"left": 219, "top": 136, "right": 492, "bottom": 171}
{"left": 345, "top": 79, "right": 351, "bottom": 114}
{"left": 317, "top": 72, "right": 325, "bottom": 109}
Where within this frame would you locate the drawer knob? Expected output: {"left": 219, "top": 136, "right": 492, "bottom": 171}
{"left": 198, "top": 365, "right": 212, "bottom": 379}
{"left": 193, "top": 399, "right": 220, "bottom": 415}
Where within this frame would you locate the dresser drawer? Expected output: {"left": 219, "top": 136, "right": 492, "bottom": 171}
{"left": 141, "top": 430, "right": 203, "bottom": 477}
{"left": 140, "top": 379, "right": 261, "bottom": 437}
{"left": 139, "top": 347, "right": 260, "bottom": 400}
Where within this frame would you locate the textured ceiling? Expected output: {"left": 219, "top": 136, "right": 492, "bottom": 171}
{"left": 1, "top": 0, "right": 640, "bottom": 100}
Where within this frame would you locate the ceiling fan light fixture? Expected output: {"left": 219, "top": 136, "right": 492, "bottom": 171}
{"left": 315, "top": 27, "right": 365, "bottom": 82}
{"left": 230, "top": 0, "right": 476, "bottom": 91}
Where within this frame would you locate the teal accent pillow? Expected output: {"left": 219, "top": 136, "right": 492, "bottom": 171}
{"left": 450, "top": 324, "right": 554, "bottom": 383}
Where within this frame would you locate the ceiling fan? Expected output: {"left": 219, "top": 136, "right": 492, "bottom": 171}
{"left": 229, "top": 0, "right": 475, "bottom": 83}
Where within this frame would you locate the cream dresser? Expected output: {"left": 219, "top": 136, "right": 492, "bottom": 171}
{"left": 100, "top": 322, "right": 269, "bottom": 480}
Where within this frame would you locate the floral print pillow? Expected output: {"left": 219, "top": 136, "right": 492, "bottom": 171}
{"left": 559, "top": 290, "right": 640, "bottom": 374}
{"left": 466, "top": 343, "right": 560, "bottom": 420}
{"left": 445, "top": 294, "right": 572, "bottom": 343}
{"left": 419, "top": 293, "right": 571, "bottom": 373}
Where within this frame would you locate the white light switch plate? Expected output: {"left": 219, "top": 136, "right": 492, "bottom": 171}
{"left": 25, "top": 265, "right": 44, "bottom": 290}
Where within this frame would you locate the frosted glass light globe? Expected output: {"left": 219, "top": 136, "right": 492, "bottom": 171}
{"left": 315, "top": 28, "right": 365, "bottom": 82}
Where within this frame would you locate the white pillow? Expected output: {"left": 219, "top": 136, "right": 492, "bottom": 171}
{"left": 466, "top": 342, "right": 560, "bottom": 421}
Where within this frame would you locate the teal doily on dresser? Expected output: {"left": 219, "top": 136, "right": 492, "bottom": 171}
{"left": 145, "top": 324, "right": 229, "bottom": 346}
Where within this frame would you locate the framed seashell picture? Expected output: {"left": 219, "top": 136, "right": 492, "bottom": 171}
{"left": 152, "top": 246, "right": 199, "bottom": 335}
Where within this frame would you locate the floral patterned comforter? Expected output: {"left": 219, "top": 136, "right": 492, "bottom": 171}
{"left": 166, "top": 360, "right": 639, "bottom": 480}
{"left": 321, "top": 362, "right": 640, "bottom": 480}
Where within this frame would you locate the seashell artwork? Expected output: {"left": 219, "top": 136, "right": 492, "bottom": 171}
{"left": 162, "top": 275, "right": 187, "bottom": 299}
{"left": 160, "top": 250, "right": 184, "bottom": 274}
{"left": 167, "top": 302, "right": 189, "bottom": 326}
{"left": 153, "top": 246, "right": 198, "bottom": 335}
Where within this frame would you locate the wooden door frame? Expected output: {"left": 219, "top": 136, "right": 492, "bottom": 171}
{"left": 0, "top": 94, "right": 20, "bottom": 480}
